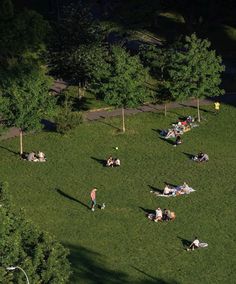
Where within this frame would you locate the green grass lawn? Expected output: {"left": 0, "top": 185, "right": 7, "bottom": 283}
{"left": 0, "top": 104, "right": 236, "bottom": 284}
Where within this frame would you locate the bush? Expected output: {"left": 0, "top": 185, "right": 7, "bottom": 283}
{"left": 55, "top": 102, "right": 83, "bottom": 134}
{"left": 0, "top": 182, "right": 71, "bottom": 283}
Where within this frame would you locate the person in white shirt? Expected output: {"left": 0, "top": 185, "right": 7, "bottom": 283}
{"left": 155, "top": 208, "right": 163, "bottom": 222}
{"left": 188, "top": 237, "right": 200, "bottom": 251}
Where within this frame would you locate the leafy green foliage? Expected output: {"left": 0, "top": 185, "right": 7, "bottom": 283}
{"left": 0, "top": 64, "right": 54, "bottom": 131}
{"left": 0, "top": 182, "right": 71, "bottom": 283}
{"left": 55, "top": 101, "right": 83, "bottom": 134}
{"left": 140, "top": 44, "right": 173, "bottom": 103}
{"left": 0, "top": 0, "right": 49, "bottom": 64}
{"left": 101, "top": 45, "right": 149, "bottom": 108}
{"left": 48, "top": 1, "right": 107, "bottom": 89}
{"left": 166, "top": 34, "right": 225, "bottom": 101}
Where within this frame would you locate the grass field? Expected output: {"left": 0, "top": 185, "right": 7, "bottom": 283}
{"left": 0, "top": 104, "right": 236, "bottom": 284}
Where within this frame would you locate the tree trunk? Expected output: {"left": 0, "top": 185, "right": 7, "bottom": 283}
{"left": 19, "top": 128, "right": 23, "bottom": 155}
{"left": 197, "top": 98, "right": 201, "bottom": 122}
{"left": 164, "top": 104, "right": 167, "bottom": 117}
{"left": 122, "top": 107, "right": 125, "bottom": 133}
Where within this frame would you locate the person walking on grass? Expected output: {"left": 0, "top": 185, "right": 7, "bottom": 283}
{"left": 214, "top": 101, "right": 220, "bottom": 114}
{"left": 90, "top": 188, "right": 97, "bottom": 211}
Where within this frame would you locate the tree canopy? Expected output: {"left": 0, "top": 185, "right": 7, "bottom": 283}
{"left": 0, "top": 64, "right": 54, "bottom": 132}
{"left": 0, "top": 182, "right": 71, "bottom": 283}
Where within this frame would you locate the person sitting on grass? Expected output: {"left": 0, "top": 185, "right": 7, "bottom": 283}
{"left": 38, "top": 151, "right": 46, "bottom": 162}
{"left": 163, "top": 184, "right": 173, "bottom": 195}
{"left": 193, "top": 152, "right": 209, "bottom": 162}
{"left": 173, "top": 135, "right": 182, "bottom": 147}
{"left": 106, "top": 156, "right": 114, "bottom": 167}
{"left": 113, "top": 158, "right": 120, "bottom": 166}
{"left": 187, "top": 237, "right": 200, "bottom": 251}
{"left": 27, "top": 151, "right": 38, "bottom": 162}
{"left": 163, "top": 209, "right": 172, "bottom": 221}
{"left": 154, "top": 207, "right": 163, "bottom": 222}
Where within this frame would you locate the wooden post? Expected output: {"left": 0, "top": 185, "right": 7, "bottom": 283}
{"left": 19, "top": 128, "right": 23, "bottom": 155}
{"left": 197, "top": 98, "right": 201, "bottom": 122}
{"left": 122, "top": 107, "right": 125, "bottom": 133}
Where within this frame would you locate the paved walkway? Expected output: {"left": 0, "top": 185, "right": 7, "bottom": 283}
{"left": 1, "top": 93, "right": 236, "bottom": 140}
{"left": 85, "top": 92, "right": 236, "bottom": 121}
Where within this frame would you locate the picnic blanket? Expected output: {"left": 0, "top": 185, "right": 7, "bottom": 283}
{"left": 151, "top": 186, "right": 196, "bottom": 197}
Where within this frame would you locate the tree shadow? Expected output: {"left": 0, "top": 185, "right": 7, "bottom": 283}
{"left": 98, "top": 117, "right": 121, "bottom": 131}
{"left": 91, "top": 156, "right": 107, "bottom": 166}
{"left": 0, "top": 145, "right": 19, "bottom": 155}
{"left": 182, "top": 152, "right": 194, "bottom": 160}
{"left": 139, "top": 206, "right": 155, "bottom": 215}
{"left": 131, "top": 266, "right": 179, "bottom": 283}
{"left": 41, "top": 119, "right": 57, "bottom": 132}
{"left": 148, "top": 185, "right": 163, "bottom": 194}
{"left": 178, "top": 103, "right": 210, "bottom": 113}
{"left": 64, "top": 243, "right": 178, "bottom": 283}
{"left": 177, "top": 236, "right": 192, "bottom": 248}
{"left": 159, "top": 137, "right": 174, "bottom": 146}
{"left": 56, "top": 188, "right": 90, "bottom": 209}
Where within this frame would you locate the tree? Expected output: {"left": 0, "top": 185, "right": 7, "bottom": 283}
{"left": 48, "top": 1, "right": 107, "bottom": 99}
{"left": 99, "top": 45, "right": 149, "bottom": 132}
{"left": 165, "top": 34, "right": 225, "bottom": 121}
{"left": 0, "top": 64, "right": 55, "bottom": 154}
{"left": 0, "top": 182, "right": 71, "bottom": 283}
{"left": 0, "top": 0, "right": 50, "bottom": 65}
{"left": 140, "top": 44, "right": 174, "bottom": 116}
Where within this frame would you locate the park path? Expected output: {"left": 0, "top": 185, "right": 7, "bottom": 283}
{"left": 1, "top": 93, "right": 236, "bottom": 141}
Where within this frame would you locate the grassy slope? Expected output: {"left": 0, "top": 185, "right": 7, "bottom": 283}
{"left": 0, "top": 105, "right": 236, "bottom": 283}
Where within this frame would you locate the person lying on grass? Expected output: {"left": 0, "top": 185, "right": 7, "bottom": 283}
{"left": 192, "top": 152, "right": 209, "bottom": 162}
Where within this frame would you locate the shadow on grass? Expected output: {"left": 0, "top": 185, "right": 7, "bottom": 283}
{"left": 91, "top": 156, "right": 106, "bottom": 166}
{"left": 159, "top": 137, "right": 174, "bottom": 146}
{"left": 178, "top": 103, "right": 212, "bottom": 113}
{"left": 0, "top": 145, "right": 18, "bottom": 155}
{"left": 56, "top": 188, "right": 90, "bottom": 209}
{"left": 151, "top": 128, "right": 163, "bottom": 134}
{"left": 131, "top": 266, "right": 180, "bottom": 283}
{"left": 65, "top": 243, "right": 177, "bottom": 283}
{"left": 148, "top": 185, "right": 163, "bottom": 194}
{"left": 139, "top": 206, "right": 155, "bottom": 215}
{"left": 41, "top": 119, "right": 57, "bottom": 132}
{"left": 182, "top": 152, "right": 194, "bottom": 160}
{"left": 177, "top": 236, "right": 192, "bottom": 249}
{"left": 98, "top": 117, "right": 121, "bottom": 131}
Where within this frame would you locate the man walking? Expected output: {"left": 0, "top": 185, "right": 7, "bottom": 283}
{"left": 90, "top": 188, "right": 97, "bottom": 211}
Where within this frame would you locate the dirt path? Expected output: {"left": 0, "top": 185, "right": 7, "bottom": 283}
{"left": 1, "top": 93, "right": 235, "bottom": 141}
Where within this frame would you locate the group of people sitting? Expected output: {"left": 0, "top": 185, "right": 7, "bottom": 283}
{"left": 147, "top": 207, "right": 176, "bottom": 222}
{"left": 22, "top": 151, "right": 46, "bottom": 162}
{"left": 162, "top": 182, "right": 194, "bottom": 196}
{"left": 161, "top": 115, "right": 196, "bottom": 140}
{"left": 106, "top": 156, "right": 120, "bottom": 167}
{"left": 192, "top": 152, "right": 209, "bottom": 162}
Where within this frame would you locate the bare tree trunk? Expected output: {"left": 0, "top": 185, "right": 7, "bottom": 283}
{"left": 122, "top": 107, "right": 125, "bottom": 133}
{"left": 197, "top": 98, "right": 201, "bottom": 122}
{"left": 164, "top": 104, "right": 167, "bottom": 116}
{"left": 19, "top": 128, "right": 23, "bottom": 155}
